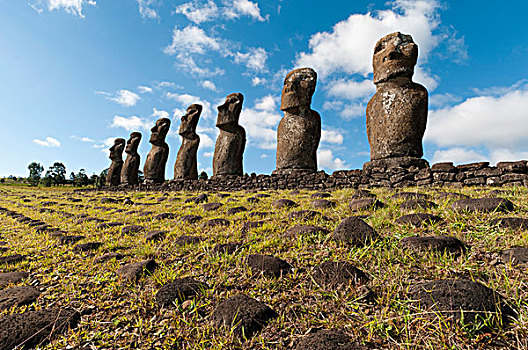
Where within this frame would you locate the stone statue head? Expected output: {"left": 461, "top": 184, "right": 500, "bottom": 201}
{"left": 216, "top": 93, "right": 244, "bottom": 127}
{"left": 373, "top": 32, "right": 418, "bottom": 84}
{"left": 281, "top": 68, "right": 317, "bottom": 111}
{"left": 179, "top": 104, "right": 202, "bottom": 137}
{"left": 125, "top": 132, "right": 142, "bottom": 154}
{"left": 109, "top": 138, "right": 126, "bottom": 160}
{"left": 149, "top": 118, "right": 171, "bottom": 145}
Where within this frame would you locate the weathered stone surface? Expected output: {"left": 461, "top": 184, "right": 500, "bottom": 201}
{"left": 456, "top": 162, "right": 489, "bottom": 171}
{"left": 435, "top": 191, "right": 469, "bottom": 200}
{"left": 213, "top": 93, "right": 245, "bottom": 177}
{"left": 120, "top": 132, "right": 142, "bottom": 185}
{"left": 94, "top": 252, "right": 124, "bottom": 263}
{"left": 431, "top": 162, "right": 456, "bottom": 172}
{"left": 201, "top": 218, "right": 230, "bottom": 228}
{"left": 408, "top": 279, "right": 515, "bottom": 324}
{"left": 180, "top": 215, "right": 202, "bottom": 224}
{"left": 213, "top": 242, "right": 243, "bottom": 255}
{"left": 496, "top": 161, "right": 528, "bottom": 173}
{"left": 154, "top": 212, "right": 176, "bottom": 220}
{"left": 0, "top": 286, "right": 40, "bottom": 310}
{"left": 285, "top": 225, "right": 329, "bottom": 237}
{"left": 242, "top": 221, "right": 266, "bottom": 233}
{"left": 289, "top": 210, "right": 322, "bottom": 220}
{"left": 175, "top": 235, "right": 203, "bottom": 246}
{"left": 144, "top": 118, "right": 171, "bottom": 183}
{"left": 145, "top": 230, "right": 166, "bottom": 242}
{"left": 451, "top": 198, "right": 514, "bottom": 212}
{"left": 116, "top": 259, "right": 157, "bottom": 281}
{"left": 0, "top": 254, "right": 26, "bottom": 264}
{"left": 401, "top": 236, "right": 465, "bottom": 255}
{"left": 400, "top": 199, "right": 437, "bottom": 210}
{"left": 0, "top": 308, "right": 80, "bottom": 350}
{"left": 395, "top": 213, "right": 442, "bottom": 227}
{"left": 174, "top": 104, "right": 202, "bottom": 180}
{"left": 227, "top": 206, "right": 247, "bottom": 215}
{"left": 295, "top": 329, "right": 366, "bottom": 350}
{"left": 121, "top": 225, "right": 144, "bottom": 234}
{"left": 332, "top": 217, "right": 379, "bottom": 247}
{"left": 366, "top": 32, "right": 427, "bottom": 162}
{"left": 106, "top": 138, "right": 126, "bottom": 186}
{"left": 73, "top": 242, "right": 102, "bottom": 252}
{"left": 313, "top": 262, "right": 367, "bottom": 288}
{"left": 246, "top": 254, "right": 291, "bottom": 277}
{"left": 276, "top": 68, "right": 321, "bottom": 173}
{"left": 202, "top": 202, "right": 223, "bottom": 211}
{"left": 501, "top": 247, "right": 528, "bottom": 265}
{"left": 212, "top": 294, "right": 277, "bottom": 338}
{"left": 349, "top": 198, "right": 384, "bottom": 211}
{"left": 391, "top": 192, "right": 429, "bottom": 200}
{"left": 350, "top": 190, "right": 375, "bottom": 199}
{"left": 312, "top": 199, "right": 336, "bottom": 209}
{"left": 272, "top": 199, "right": 298, "bottom": 208}
{"left": 0, "top": 272, "right": 29, "bottom": 289}
{"left": 156, "top": 277, "right": 209, "bottom": 307}
{"left": 490, "top": 217, "right": 528, "bottom": 230}
{"left": 311, "top": 192, "right": 331, "bottom": 198}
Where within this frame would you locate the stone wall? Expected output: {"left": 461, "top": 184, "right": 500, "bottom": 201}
{"left": 102, "top": 160, "right": 528, "bottom": 192}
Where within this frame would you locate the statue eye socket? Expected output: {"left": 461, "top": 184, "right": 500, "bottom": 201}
{"left": 374, "top": 44, "right": 383, "bottom": 54}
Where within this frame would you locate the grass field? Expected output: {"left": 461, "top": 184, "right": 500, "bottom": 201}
{"left": 0, "top": 184, "right": 527, "bottom": 349}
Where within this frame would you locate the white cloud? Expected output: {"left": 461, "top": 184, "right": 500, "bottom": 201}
{"left": 30, "top": 0, "right": 96, "bottom": 18}
{"left": 80, "top": 136, "right": 94, "bottom": 142}
{"left": 33, "top": 136, "right": 61, "bottom": 147}
{"left": 295, "top": 0, "right": 447, "bottom": 88}
{"left": 321, "top": 129, "right": 344, "bottom": 144}
{"left": 97, "top": 89, "right": 141, "bottom": 107}
{"left": 164, "top": 26, "right": 221, "bottom": 55}
{"left": 137, "top": 85, "right": 153, "bottom": 94}
{"left": 240, "top": 95, "right": 282, "bottom": 149}
{"left": 201, "top": 80, "right": 217, "bottom": 91}
{"left": 203, "top": 151, "right": 214, "bottom": 158}
{"left": 198, "top": 132, "right": 214, "bottom": 149}
{"left": 327, "top": 79, "right": 375, "bottom": 101}
{"left": 110, "top": 115, "right": 150, "bottom": 131}
{"left": 136, "top": 0, "right": 158, "bottom": 19}
{"left": 224, "top": 0, "right": 267, "bottom": 22}
{"left": 252, "top": 77, "right": 267, "bottom": 86}
{"left": 93, "top": 137, "right": 121, "bottom": 152}
{"left": 151, "top": 108, "right": 169, "bottom": 119}
{"left": 318, "top": 149, "right": 347, "bottom": 171}
{"left": 429, "top": 92, "right": 462, "bottom": 108}
{"left": 168, "top": 93, "right": 214, "bottom": 120}
{"left": 174, "top": 0, "right": 218, "bottom": 24}
{"left": 431, "top": 148, "right": 486, "bottom": 165}
{"left": 174, "top": 54, "right": 225, "bottom": 77}
{"left": 260, "top": 154, "right": 268, "bottom": 159}
{"left": 234, "top": 47, "right": 268, "bottom": 72}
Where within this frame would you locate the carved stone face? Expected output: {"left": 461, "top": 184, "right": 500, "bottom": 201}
{"left": 109, "top": 138, "right": 126, "bottom": 160}
{"left": 281, "top": 68, "right": 317, "bottom": 111}
{"left": 125, "top": 132, "right": 142, "bottom": 154}
{"left": 373, "top": 32, "right": 418, "bottom": 84}
{"left": 216, "top": 93, "right": 244, "bottom": 127}
{"left": 149, "top": 118, "right": 171, "bottom": 145}
{"left": 179, "top": 104, "right": 202, "bottom": 137}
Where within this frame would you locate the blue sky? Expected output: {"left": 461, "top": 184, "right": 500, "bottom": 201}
{"left": 1, "top": 0, "right": 528, "bottom": 178}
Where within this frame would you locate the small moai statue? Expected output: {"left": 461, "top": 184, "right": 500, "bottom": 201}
{"left": 106, "top": 138, "right": 126, "bottom": 186}
{"left": 174, "top": 104, "right": 202, "bottom": 180}
{"left": 365, "top": 32, "right": 428, "bottom": 170}
{"left": 275, "top": 68, "right": 321, "bottom": 173}
{"left": 143, "top": 118, "right": 171, "bottom": 183}
{"left": 212, "top": 93, "right": 246, "bottom": 177}
{"left": 120, "top": 132, "right": 142, "bottom": 185}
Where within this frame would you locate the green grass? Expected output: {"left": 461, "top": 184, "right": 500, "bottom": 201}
{"left": 0, "top": 184, "right": 527, "bottom": 349}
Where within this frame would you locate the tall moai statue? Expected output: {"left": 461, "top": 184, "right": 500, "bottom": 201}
{"left": 120, "top": 132, "right": 142, "bottom": 185}
{"left": 174, "top": 104, "right": 202, "bottom": 180}
{"left": 143, "top": 118, "right": 171, "bottom": 183}
{"left": 106, "top": 138, "right": 126, "bottom": 186}
{"left": 275, "top": 68, "right": 321, "bottom": 174}
{"left": 212, "top": 93, "right": 246, "bottom": 177}
{"left": 364, "top": 32, "right": 428, "bottom": 170}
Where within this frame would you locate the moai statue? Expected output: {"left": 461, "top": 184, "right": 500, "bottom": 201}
{"left": 106, "top": 138, "right": 126, "bottom": 186}
{"left": 212, "top": 93, "right": 246, "bottom": 177}
{"left": 120, "top": 132, "right": 142, "bottom": 185}
{"left": 143, "top": 118, "right": 171, "bottom": 183}
{"left": 174, "top": 104, "right": 202, "bottom": 180}
{"left": 365, "top": 32, "right": 428, "bottom": 170}
{"left": 275, "top": 68, "right": 321, "bottom": 173}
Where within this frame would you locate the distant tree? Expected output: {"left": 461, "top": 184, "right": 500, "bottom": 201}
{"left": 28, "top": 162, "right": 44, "bottom": 186}
{"left": 69, "top": 172, "right": 75, "bottom": 182}
{"left": 73, "top": 169, "right": 89, "bottom": 187}
{"left": 48, "top": 162, "right": 66, "bottom": 185}
{"left": 89, "top": 173, "right": 98, "bottom": 186}
{"left": 0, "top": 178, "right": 4, "bottom": 183}
{"left": 198, "top": 171, "right": 208, "bottom": 180}
{"left": 96, "top": 168, "right": 108, "bottom": 189}
{"left": 42, "top": 172, "right": 52, "bottom": 187}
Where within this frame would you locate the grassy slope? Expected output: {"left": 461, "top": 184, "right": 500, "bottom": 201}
{"left": 0, "top": 184, "right": 527, "bottom": 349}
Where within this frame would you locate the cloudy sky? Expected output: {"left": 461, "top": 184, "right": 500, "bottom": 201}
{"left": 1, "top": 0, "right": 528, "bottom": 177}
